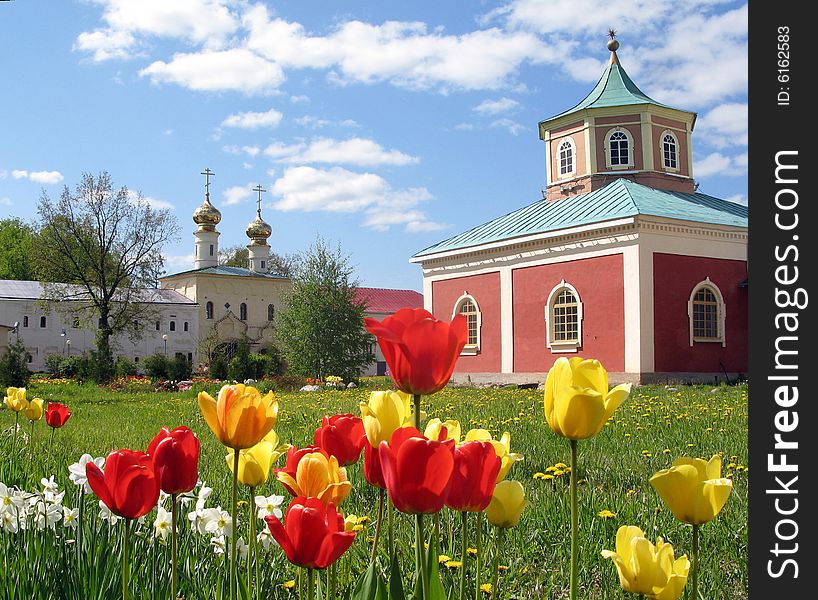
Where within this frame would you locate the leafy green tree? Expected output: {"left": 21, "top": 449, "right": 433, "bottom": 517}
{"left": 0, "top": 339, "right": 31, "bottom": 388}
{"left": 276, "top": 237, "right": 374, "bottom": 381}
{"left": 0, "top": 218, "right": 37, "bottom": 281}
{"left": 34, "top": 172, "right": 178, "bottom": 382}
{"left": 219, "top": 244, "right": 300, "bottom": 277}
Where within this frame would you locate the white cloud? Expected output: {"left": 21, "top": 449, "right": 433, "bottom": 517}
{"left": 11, "top": 170, "right": 64, "bottom": 184}
{"left": 140, "top": 49, "right": 285, "bottom": 94}
{"left": 164, "top": 253, "right": 196, "bottom": 270}
{"left": 270, "top": 166, "right": 443, "bottom": 232}
{"left": 224, "top": 145, "right": 261, "bottom": 158}
{"left": 290, "top": 95, "right": 310, "bottom": 103}
{"left": 725, "top": 193, "right": 748, "bottom": 206}
{"left": 294, "top": 115, "right": 331, "bottom": 129}
{"left": 265, "top": 137, "right": 419, "bottom": 167}
{"left": 222, "top": 185, "right": 253, "bottom": 206}
{"left": 474, "top": 97, "right": 519, "bottom": 115}
{"left": 221, "top": 108, "right": 283, "bottom": 129}
{"left": 454, "top": 123, "right": 475, "bottom": 131}
{"left": 127, "top": 190, "right": 174, "bottom": 210}
{"left": 74, "top": 28, "right": 139, "bottom": 62}
{"left": 0, "top": 197, "right": 11, "bottom": 206}
{"left": 490, "top": 118, "right": 524, "bottom": 135}
{"left": 696, "top": 103, "right": 748, "bottom": 148}
{"left": 694, "top": 152, "right": 747, "bottom": 178}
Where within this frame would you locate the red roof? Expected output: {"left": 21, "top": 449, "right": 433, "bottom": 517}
{"left": 355, "top": 287, "right": 423, "bottom": 314}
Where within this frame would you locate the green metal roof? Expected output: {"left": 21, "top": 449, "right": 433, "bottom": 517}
{"left": 162, "top": 265, "right": 289, "bottom": 279}
{"left": 413, "top": 179, "right": 747, "bottom": 258}
{"left": 542, "top": 57, "right": 674, "bottom": 124}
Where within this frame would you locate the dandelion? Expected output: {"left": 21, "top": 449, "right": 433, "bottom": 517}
{"left": 281, "top": 580, "right": 296, "bottom": 590}
{"left": 445, "top": 561, "right": 463, "bottom": 569}
{"left": 438, "top": 554, "right": 452, "bottom": 564}
{"left": 597, "top": 510, "right": 617, "bottom": 520}
{"left": 480, "top": 583, "right": 492, "bottom": 594}
{"left": 467, "top": 547, "right": 478, "bottom": 556}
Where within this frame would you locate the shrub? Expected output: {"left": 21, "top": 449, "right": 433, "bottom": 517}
{"left": 208, "top": 354, "right": 228, "bottom": 381}
{"left": 45, "top": 353, "right": 65, "bottom": 375}
{"left": 169, "top": 354, "right": 193, "bottom": 381}
{"left": 227, "top": 334, "right": 253, "bottom": 382}
{"left": 0, "top": 339, "right": 31, "bottom": 388}
{"left": 142, "top": 353, "right": 170, "bottom": 380}
{"left": 115, "top": 356, "right": 138, "bottom": 377}
{"left": 261, "top": 344, "right": 286, "bottom": 377}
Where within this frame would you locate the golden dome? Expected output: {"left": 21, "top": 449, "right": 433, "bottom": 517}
{"left": 193, "top": 196, "right": 222, "bottom": 228}
{"left": 246, "top": 213, "right": 272, "bottom": 240}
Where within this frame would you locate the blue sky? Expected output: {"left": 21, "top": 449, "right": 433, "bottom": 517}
{"left": 0, "top": 0, "right": 748, "bottom": 291}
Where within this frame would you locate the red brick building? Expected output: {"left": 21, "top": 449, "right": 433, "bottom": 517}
{"left": 410, "top": 41, "right": 747, "bottom": 384}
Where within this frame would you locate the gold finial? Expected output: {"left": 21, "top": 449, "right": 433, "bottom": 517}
{"left": 193, "top": 167, "right": 221, "bottom": 228}
{"left": 252, "top": 184, "right": 266, "bottom": 218}
{"left": 607, "top": 29, "right": 620, "bottom": 63}
{"left": 246, "top": 184, "right": 272, "bottom": 241}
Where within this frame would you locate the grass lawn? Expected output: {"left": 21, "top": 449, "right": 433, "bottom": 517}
{"left": 0, "top": 378, "right": 748, "bottom": 599}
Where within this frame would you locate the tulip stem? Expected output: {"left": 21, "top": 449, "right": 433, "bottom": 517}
{"left": 387, "top": 494, "right": 394, "bottom": 562}
{"left": 569, "top": 439, "right": 579, "bottom": 600}
{"left": 371, "top": 487, "right": 386, "bottom": 563}
{"left": 690, "top": 524, "right": 700, "bottom": 600}
{"left": 329, "top": 562, "right": 337, "bottom": 600}
{"left": 122, "top": 518, "right": 131, "bottom": 600}
{"left": 491, "top": 526, "right": 504, "bottom": 598}
{"left": 307, "top": 567, "right": 316, "bottom": 600}
{"left": 416, "top": 512, "right": 429, "bottom": 600}
{"left": 474, "top": 516, "right": 482, "bottom": 600}
{"left": 12, "top": 412, "right": 19, "bottom": 462}
{"left": 171, "top": 493, "right": 178, "bottom": 599}
{"left": 458, "top": 511, "right": 468, "bottom": 600}
{"left": 230, "top": 450, "right": 240, "bottom": 600}
{"left": 249, "top": 487, "right": 258, "bottom": 600}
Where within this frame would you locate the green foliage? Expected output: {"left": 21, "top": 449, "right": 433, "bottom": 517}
{"left": 208, "top": 353, "right": 228, "bottom": 380}
{"left": 142, "top": 353, "right": 170, "bottom": 380}
{"left": 277, "top": 237, "right": 374, "bottom": 381}
{"left": 0, "top": 338, "right": 31, "bottom": 388}
{"left": 115, "top": 355, "right": 138, "bottom": 377}
{"left": 45, "top": 353, "right": 65, "bottom": 375}
{"left": 169, "top": 354, "right": 193, "bottom": 381}
{"left": 227, "top": 333, "right": 253, "bottom": 381}
{"left": 0, "top": 217, "right": 37, "bottom": 281}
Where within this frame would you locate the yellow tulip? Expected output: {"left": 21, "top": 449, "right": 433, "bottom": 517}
{"left": 24, "top": 397, "right": 44, "bottom": 421}
{"left": 3, "top": 387, "right": 27, "bottom": 412}
{"left": 484, "top": 480, "right": 528, "bottom": 528}
{"left": 343, "top": 514, "right": 364, "bottom": 532}
{"left": 543, "top": 357, "right": 631, "bottom": 440}
{"left": 275, "top": 452, "right": 352, "bottom": 506}
{"left": 424, "top": 418, "right": 461, "bottom": 442}
{"left": 198, "top": 384, "right": 279, "bottom": 450}
{"left": 464, "top": 429, "right": 523, "bottom": 482}
{"left": 226, "top": 430, "right": 284, "bottom": 488}
{"left": 359, "top": 390, "right": 413, "bottom": 447}
{"left": 649, "top": 455, "right": 733, "bottom": 525}
{"left": 601, "top": 525, "right": 690, "bottom": 600}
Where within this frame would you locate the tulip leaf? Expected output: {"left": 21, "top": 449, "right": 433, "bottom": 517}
{"left": 389, "top": 552, "right": 407, "bottom": 600}
{"left": 351, "top": 561, "right": 387, "bottom": 600}
{"left": 424, "top": 536, "right": 448, "bottom": 600}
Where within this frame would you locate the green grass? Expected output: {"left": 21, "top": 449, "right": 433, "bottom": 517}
{"left": 0, "top": 379, "right": 748, "bottom": 599}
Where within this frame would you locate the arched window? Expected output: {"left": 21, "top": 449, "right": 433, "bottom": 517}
{"left": 452, "top": 293, "right": 481, "bottom": 355}
{"left": 557, "top": 138, "right": 575, "bottom": 177}
{"left": 605, "top": 128, "right": 634, "bottom": 169}
{"left": 240, "top": 303, "right": 248, "bottom": 321}
{"left": 184, "top": 321, "right": 189, "bottom": 332}
{"left": 545, "top": 281, "right": 583, "bottom": 352}
{"left": 206, "top": 301, "right": 214, "bottom": 320}
{"left": 40, "top": 316, "right": 47, "bottom": 328}
{"left": 267, "top": 304, "right": 275, "bottom": 321}
{"left": 688, "top": 278, "right": 726, "bottom": 346}
{"left": 661, "top": 131, "right": 678, "bottom": 170}
{"left": 169, "top": 321, "right": 176, "bottom": 332}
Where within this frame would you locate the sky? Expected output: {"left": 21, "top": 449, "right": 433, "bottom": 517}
{"left": 0, "top": 0, "right": 748, "bottom": 291}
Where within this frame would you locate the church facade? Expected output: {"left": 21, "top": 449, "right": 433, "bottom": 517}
{"left": 411, "top": 40, "right": 748, "bottom": 384}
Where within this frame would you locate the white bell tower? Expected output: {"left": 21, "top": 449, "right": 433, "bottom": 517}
{"left": 192, "top": 168, "right": 222, "bottom": 270}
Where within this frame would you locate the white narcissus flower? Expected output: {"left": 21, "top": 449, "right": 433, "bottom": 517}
{"left": 1, "top": 510, "right": 18, "bottom": 533}
{"left": 154, "top": 507, "right": 173, "bottom": 541}
{"left": 189, "top": 506, "right": 221, "bottom": 536}
{"left": 35, "top": 501, "right": 62, "bottom": 530}
{"left": 211, "top": 535, "right": 226, "bottom": 555}
{"left": 98, "top": 500, "right": 122, "bottom": 524}
{"left": 1, "top": 482, "right": 25, "bottom": 515}
{"left": 63, "top": 507, "right": 79, "bottom": 529}
{"left": 204, "top": 508, "right": 233, "bottom": 538}
{"left": 254, "top": 494, "right": 284, "bottom": 520}
{"left": 237, "top": 537, "right": 249, "bottom": 561}
{"left": 256, "top": 527, "right": 276, "bottom": 551}
{"left": 68, "top": 454, "right": 105, "bottom": 494}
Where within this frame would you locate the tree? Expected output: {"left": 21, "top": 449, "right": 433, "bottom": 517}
{"left": 34, "top": 172, "right": 179, "bottom": 382}
{"left": 0, "top": 218, "right": 37, "bottom": 281}
{"left": 0, "top": 338, "right": 31, "bottom": 388}
{"left": 219, "top": 244, "right": 300, "bottom": 278}
{"left": 276, "top": 237, "right": 374, "bottom": 381}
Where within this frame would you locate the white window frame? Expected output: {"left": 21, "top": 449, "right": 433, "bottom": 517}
{"left": 604, "top": 127, "right": 635, "bottom": 170}
{"left": 545, "top": 280, "right": 583, "bottom": 353}
{"left": 557, "top": 137, "right": 576, "bottom": 179}
{"left": 452, "top": 292, "right": 482, "bottom": 356}
{"left": 659, "top": 130, "right": 680, "bottom": 172}
{"left": 687, "top": 277, "right": 726, "bottom": 347}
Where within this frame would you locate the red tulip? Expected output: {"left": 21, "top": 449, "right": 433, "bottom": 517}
{"left": 147, "top": 426, "right": 201, "bottom": 495}
{"left": 379, "top": 427, "right": 455, "bottom": 514}
{"left": 44, "top": 402, "right": 72, "bottom": 429}
{"left": 364, "top": 308, "right": 468, "bottom": 396}
{"left": 445, "top": 441, "right": 501, "bottom": 512}
{"left": 86, "top": 449, "right": 160, "bottom": 519}
{"left": 264, "top": 496, "right": 356, "bottom": 569}
{"left": 363, "top": 443, "right": 386, "bottom": 489}
{"left": 313, "top": 414, "right": 366, "bottom": 467}
{"left": 274, "top": 445, "right": 328, "bottom": 496}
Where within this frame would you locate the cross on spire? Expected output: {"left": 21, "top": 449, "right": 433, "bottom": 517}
{"left": 201, "top": 168, "right": 215, "bottom": 199}
{"left": 253, "top": 184, "right": 265, "bottom": 216}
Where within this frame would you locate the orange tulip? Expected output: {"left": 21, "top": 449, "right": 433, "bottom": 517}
{"left": 198, "top": 384, "right": 279, "bottom": 450}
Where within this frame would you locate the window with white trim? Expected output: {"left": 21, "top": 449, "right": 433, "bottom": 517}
{"left": 661, "top": 131, "right": 678, "bottom": 170}
{"left": 688, "top": 278, "right": 726, "bottom": 346}
{"left": 545, "top": 281, "right": 583, "bottom": 352}
{"left": 452, "top": 294, "right": 481, "bottom": 355}
{"left": 605, "top": 127, "right": 634, "bottom": 169}
{"left": 557, "top": 138, "right": 575, "bottom": 177}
